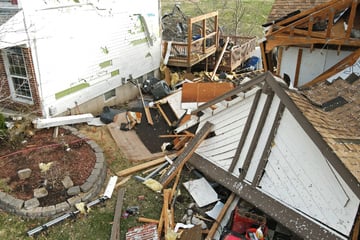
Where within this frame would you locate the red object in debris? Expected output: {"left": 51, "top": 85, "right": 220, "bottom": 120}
{"left": 231, "top": 208, "right": 267, "bottom": 236}
{"left": 223, "top": 233, "right": 242, "bottom": 240}
{"left": 245, "top": 228, "right": 264, "bottom": 240}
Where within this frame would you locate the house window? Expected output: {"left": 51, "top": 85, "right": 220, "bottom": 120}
{"left": 4, "top": 47, "right": 33, "bottom": 102}
{"left": 104, "top": 89, "right": 116, "bottom": 101}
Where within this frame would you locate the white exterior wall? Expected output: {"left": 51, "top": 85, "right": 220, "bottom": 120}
{"left": 21, "top": 0, "right": 161, "bottom": 117}
{"left": 279, "top": 47, "right": 352, "bottom": 87}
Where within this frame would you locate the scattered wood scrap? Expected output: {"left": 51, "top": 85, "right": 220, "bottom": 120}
{"left": 159, "top": 121, "right": 214, "bottom": 187}
{"left": 110, "top": 188, "right": 125, "bottom": 240}
{"left": 136, "top": 78, "right": 153, "bottom": 125}
{"left": 205, "top": 192, "right": 235, "bottom": 240}
{"left": 116, "top": 154, "right": 176, "bottom": 177}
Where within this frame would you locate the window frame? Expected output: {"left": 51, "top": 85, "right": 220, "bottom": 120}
{"left": 3, "top": 47, "right": 33, "bottom": 104}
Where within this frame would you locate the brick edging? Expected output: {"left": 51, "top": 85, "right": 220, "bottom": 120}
{"left": 0, "top": 126, "right": 107, "bottom": 218}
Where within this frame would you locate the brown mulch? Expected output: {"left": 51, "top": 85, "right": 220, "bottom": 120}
{"left": 0, "top": 127, "right": 96, "bottom": 207}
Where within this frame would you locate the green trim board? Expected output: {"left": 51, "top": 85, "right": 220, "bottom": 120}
{"left": 55, "top": 83, "right": 90, "bottom": 99}
{"left": 99, "top": 60, "right": 112, "bottom": 68}
{"left": 111, "top": 69, "right": 119, "bottom": 77}
{"left": 131, "top": 38, "right": 148, "bottom": 46}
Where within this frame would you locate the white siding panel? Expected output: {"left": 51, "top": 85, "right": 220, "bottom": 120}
{"left": 245, "top": 95, "right": 281, "bottom": 182}
{"left": 25, "top": 0, "right": 161, "bottom": 116}
{"left": 195, "top": 92, "right": 257, "bottom": 171}
{"left": 259, "top": 109, "right": 359, "bottom": 235}
{"left": 232, "top": 93, "right": 267, "bottom": 176}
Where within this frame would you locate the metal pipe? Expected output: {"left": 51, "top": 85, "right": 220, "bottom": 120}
{"left": 26, "top": 197, "right": 108, "bottom": 236}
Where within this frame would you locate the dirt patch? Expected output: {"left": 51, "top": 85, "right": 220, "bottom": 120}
{"left": 0, "top": 127, "right": 96, "bottom": 207}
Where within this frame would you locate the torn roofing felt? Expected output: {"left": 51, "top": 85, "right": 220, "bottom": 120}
{"left": 185, "top": 72, "right": 359, "bottom": 239}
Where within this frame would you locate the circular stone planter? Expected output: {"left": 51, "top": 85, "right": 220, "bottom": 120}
{"left": 0, "top": 126, "right": 107, "bottom": 218}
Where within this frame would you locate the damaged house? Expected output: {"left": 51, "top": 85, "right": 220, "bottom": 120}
{"left": 173, "top": 0, "right": 359, "bottom": 239}
{"left": 1, "top": 0, "right": 359, "bottom": 239}
{"left": 0, "top": 0, "right": 161, "bottom": 117}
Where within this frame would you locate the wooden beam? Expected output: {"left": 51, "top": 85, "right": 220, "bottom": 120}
{"left": 253, "top": 103, "right": 285, "bottom": 187}
{"left": 158, "top": 134, "right": 193, "bottom": 138}
{"left": 205, "top": 193, "right": 236, "bottom": 240}
{"left": 138, "top": 217, "right": 160, "bottom": 224}
{"left": 173, "top": 136, "right": 191, "bottom": 150}
{"left": 229, "top": 89, "right": 262, "bottom": 173}
{"left": 116, "top": 156, "right": 167, "bottom": 177}
{"left": 266, "top": 35, "right": 360, "bottom": 53}
{"left": 352, "top": 214, "right": 360, "bottom": 240}
{"left": 294, "top": 48, "right": 303, "bottom": 88}
{"left": 162, "top": 189, "right": 171, "bottom": 236}
{"left": 345, "top": 0, "right": 358, "bottom": 39}
{"left": 239, "top": 92, "right": 274, "bottom": 181}
{"left": 211, "top": 36, "right": 230, "bottom": 81}
{"left": 110, "top": 188, "right": 125, "bottom": 240}
{"left": 156, "top": 103, "right": 172, "bottom": 126}
{"left": 159, "top": 121, "right": 213, "bottom": 187}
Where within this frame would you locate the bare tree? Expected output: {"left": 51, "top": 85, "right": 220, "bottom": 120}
{"left": 231, "top": 0, "right": 245, "bottom": 36}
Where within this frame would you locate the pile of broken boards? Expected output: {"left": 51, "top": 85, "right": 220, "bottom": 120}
{"left": 103, "top": 72, "right": 295, "bottom": 240}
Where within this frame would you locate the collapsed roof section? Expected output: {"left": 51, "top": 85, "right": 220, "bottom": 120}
{"left": 260, "top": 0, "right": 360, "bottom": 79}
{"left": 169, "top": 72, "right": 360, "bottom": 239}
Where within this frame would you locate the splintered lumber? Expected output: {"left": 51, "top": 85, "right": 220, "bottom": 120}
{"left": 205, "top": 192, "right": 236, "bottom": 240}
{"left": 138, "top": 217, "right": 160, "bottom": 224}
{"left": 163, "top": 189, "right": 171, "bottom": 236}
{"left": 115, "top": 176, "right": 131, "bottom": 189}
{"left": 158, "top": 188, "right": 172, "bottom": 237}
{"left": 158, "top": 134, "right": 194, "bottom": 138}
{"left": 110, "top": 188, "right": 126, "bottom": 240}
{"left": 173, "top": 136, "right": 191, "bottom": 150}
{"left": 211, "top": 36, "right": 230, "bottom": 81}
{"left": 116, "top": 156, "right": 167, "bottom": 177}
{"left": 352, "top": 215, "right": 360, "bottom": 240}
{"left": 156, "top": 103, "right": 172, "bottom": 126}
{"left": 159, "top": 121, "right": 213, "bottom": 187}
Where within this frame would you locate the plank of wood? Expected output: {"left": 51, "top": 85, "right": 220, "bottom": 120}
{"left": 205, "top": 192, "right": 236, "bottom": 240}
{"left": 158, "top": 134, "right": 193, "bottom": 138}
{"left": 144, "top": 106, "right": 154, "bottom": 125}
{"left": 116, "top": 156, "right": 166, "bottom": 177}
{"left": 159, "top": 121, "right": 213, "bottom": 187}
{"left": 136, "top": 78, "right": 153, "bottom": 125}
{"left": 138, "top": 217, "right": 160, "bottom": 224}
{"left": 156, "top": 103, "right": 172, "bottom": 126}
{"left": 173, "top": 136, "right": 191, "bottom": 150}
{"left": 352, "top": 214, "right": 360, "bottom": 240}
{"left": 115, "top": 176, "right": 131, "bottom": 189}
{"left": 163, "top": 189, "right": 171, "bottom": 236}
{"left": 211, "top": 37, "right": 229, "bottom": 81}
{"left": 110, "top": 188, "right": 126, "bottom": 240}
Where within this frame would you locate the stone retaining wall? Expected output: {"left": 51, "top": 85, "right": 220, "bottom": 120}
{"left": 0, "top": 126, "right": 107, "bottom": 218}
